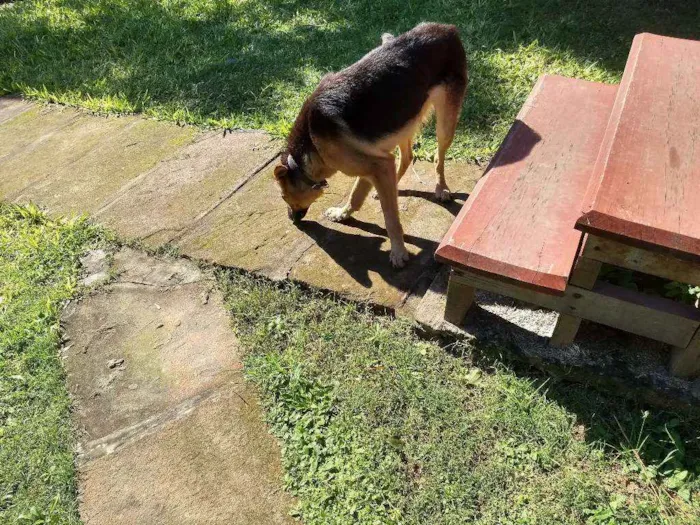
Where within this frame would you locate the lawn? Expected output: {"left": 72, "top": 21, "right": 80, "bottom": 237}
{"left": 221, "top": 271, "right": 700, "bottom": 524}
{"left": 0, "top": 203, "right": 106, "bottom": 523}
{"left": 1, "top": 0, "right": 698, "bottom": 160}
{"left": 1, "top": 202, "right": 699, "bottom": 524}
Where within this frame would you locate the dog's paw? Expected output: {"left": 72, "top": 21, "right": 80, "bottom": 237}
{"left": 324, "top": 206, "right": 351, "bottom": 222}
{"left": 434, "top": 184, "right": 453, "bottom": 202}
{"left": 389, "top": 246, "right": 410, "bottom": 268}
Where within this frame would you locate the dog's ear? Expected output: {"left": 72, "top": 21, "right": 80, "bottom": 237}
{"left": 273, "top": 164, "right": 288, "bottom": 180}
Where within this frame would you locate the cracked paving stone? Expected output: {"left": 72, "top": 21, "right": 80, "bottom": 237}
{"left": 96, "top": 131, "right": 280, "bottom": 246}
{"left": 62, "top": 248, "right": 295, "bottom": 523}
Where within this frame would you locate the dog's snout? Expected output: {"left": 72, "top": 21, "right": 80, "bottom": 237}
{"left": 288, "top": 207, "right": 308, "bottom": 223}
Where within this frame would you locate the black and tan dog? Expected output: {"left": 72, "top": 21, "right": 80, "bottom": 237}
{"left": 273, "top": 23, "right": 467, "bottom": 267}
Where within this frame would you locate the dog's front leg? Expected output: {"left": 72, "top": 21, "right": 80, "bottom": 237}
{"left": 325, "top": 177, "right": 373, "bottom": 222}
{"left": 372, "top": 169, "right": 409, "bottom": 268}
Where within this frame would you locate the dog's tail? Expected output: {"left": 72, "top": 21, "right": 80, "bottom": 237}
{"left": 381, "top": 33, "right": 394, "bottom": 45}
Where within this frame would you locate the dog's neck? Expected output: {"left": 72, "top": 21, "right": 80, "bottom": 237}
{"left": 285, "top": 107, "right": 331, "bottom": 184}
{"left": 286, "top": 101, "right": 314, "bottom": 167}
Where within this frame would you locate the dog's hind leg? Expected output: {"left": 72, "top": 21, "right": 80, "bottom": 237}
{"left": 324, "top": 176, "right": 373, "bottom": 222}
{"left": 433, "top": 81, "right": 466, "bottom": 201}
{"left": 397, "top": 139, "right": 413, "bottom": 184}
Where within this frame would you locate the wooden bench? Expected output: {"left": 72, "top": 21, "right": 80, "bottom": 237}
{"left": 437, "top": 43, "right": 700, "bottom": 378}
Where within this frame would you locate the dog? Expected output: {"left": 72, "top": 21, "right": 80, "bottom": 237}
{"left": 273, "top": 23, "right": 467, "bottom": 267}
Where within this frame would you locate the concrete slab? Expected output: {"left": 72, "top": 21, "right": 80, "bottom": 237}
{"left": 11, "top": 116, "right": 196, "bottom": 215}
{"left": 79, "top": 381, "right": 295, "bottom": 525}
{"left": 0, "top": 95, "right": 33, "bottom": 125}
{"left": 179, "top": 160, "right": 483, "bottom": 310}
{"left": 64, "top": 248, "right": 294, "bottom": 523}
{"left": 62, "top": 251, "right": 238, "bottom": 441}
{"left": 0, "top": 105, "right": 88, "bottom": 196}
{"left": 0, "top": 103, "right": 195, "bottom": 212}
{"left": 177, "top": 160, "right": 356, "bottom": 278}
{"left": 96, "top": 131, "right": 279, "bottom": 245}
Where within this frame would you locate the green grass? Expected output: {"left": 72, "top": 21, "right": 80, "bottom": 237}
{"left": 221, "top": 271, "right": 700, "bottom": 524}
{"left": 1, "top": 0, "right": 698, "bottom": 160}
{"left": 0, "top": 203, "right": 106, "bottom": 524}
{"left": 1, "top": 200, "right": 699, "bottom": 523}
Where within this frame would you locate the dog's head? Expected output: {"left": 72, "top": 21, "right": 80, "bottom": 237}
{"left": 273, "top": 153, "right": 327, "bottom": 224}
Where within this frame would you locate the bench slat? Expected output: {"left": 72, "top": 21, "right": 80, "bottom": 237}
{"left": 436, "top": 75, "right": 617, "bottom": 294}
{"left": 577, "top": 33, "right": 700, "bottom": 261}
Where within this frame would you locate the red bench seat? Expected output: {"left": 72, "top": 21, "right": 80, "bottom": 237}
{"left": 577, "top": 33, "right": 700, "bottom": 261}
{"left": 436, "top": 75, "right": 617, "bottom": 294}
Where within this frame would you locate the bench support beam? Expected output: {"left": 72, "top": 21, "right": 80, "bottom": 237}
{"left": 582, "top": 234, "right": 700, "bottom": 287}
{"left": 671, "top": 329, "right": 700, "bottom": 378}
{"left": 449, "top": 268, "right": 700, "bottom": 349}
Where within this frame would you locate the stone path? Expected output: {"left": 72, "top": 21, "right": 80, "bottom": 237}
{"left": 0, "top": 96, "right": 483, "bottom": 315}
{"left": 63, "top": 248, "right": 295, "bottom": 524}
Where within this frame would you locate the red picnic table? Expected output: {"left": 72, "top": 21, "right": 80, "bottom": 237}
{"left": 436, "top": 33, "right": 700, "bottom": 378}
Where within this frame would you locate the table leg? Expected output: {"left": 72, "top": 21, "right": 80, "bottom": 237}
{"left": 550, "top": 256, "right": 602, "bottom": 346}
{"left": 670, "top": 329, "right": 700, "bottom": 378}
{"left": 444, "top": 270, "right": 475, "bottom": 325}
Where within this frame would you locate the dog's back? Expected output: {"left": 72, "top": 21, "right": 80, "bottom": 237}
{"left": 311, "top": 23, "right": 467, "bottom": 143}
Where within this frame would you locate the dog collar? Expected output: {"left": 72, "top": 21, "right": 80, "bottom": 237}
{"left": 296, "top": 171, "right": 328, "bottom": 190}
{"left": 285, "top": 154, "right": 328, "bottom": 190}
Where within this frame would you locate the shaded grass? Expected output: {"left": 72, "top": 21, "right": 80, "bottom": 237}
{"left": 0, "top": 203, "right": 106, "bottom": 523}
{"left": 221, "top": 271, "right": 700, "bottom": 524}
{"left": 1, "top": 0, "right": 698, "bottom": 160}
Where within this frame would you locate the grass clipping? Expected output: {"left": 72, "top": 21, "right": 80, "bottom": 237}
{"left": 222, "top": 271, "right": 700, "bottom": 525}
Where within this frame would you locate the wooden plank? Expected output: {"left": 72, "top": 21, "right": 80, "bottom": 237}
{"left": 671, "top": 329, "right": 700, "bottom": 378}
{"left": 578, "top": 33, "right": 700, "bottom": 260}
{"left": 436, "top": 75, "right": 618, "bottom": 295}
{"left": 583, "top": 234, "right": 700, "bottom": 287}
{"left": 444, "top": 271, "right": 475, "bottom": 325}
{"left": 550, "top": 255, "right": 602, "bottom": 346}
{"left": 452, "top": 269, "right": 700, "bottom": 347}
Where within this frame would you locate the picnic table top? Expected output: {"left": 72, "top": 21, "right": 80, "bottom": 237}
{"left": 436, "top": 75, "right": 618, "bottom": 295}
{"left": 577, "top": 33, "right": 700, "bottom": 261}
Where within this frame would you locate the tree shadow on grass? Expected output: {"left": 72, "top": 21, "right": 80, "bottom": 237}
{"left": 1, "top": 0, "right": 698, "bottom": 152}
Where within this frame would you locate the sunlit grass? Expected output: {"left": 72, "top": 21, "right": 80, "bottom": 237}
{"left": 1, "top": 0, "right": 697, "bottom": 159}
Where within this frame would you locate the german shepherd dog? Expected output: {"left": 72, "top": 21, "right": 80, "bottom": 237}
{"left": 273, "top": 23, "right": 467, "bottom": 267}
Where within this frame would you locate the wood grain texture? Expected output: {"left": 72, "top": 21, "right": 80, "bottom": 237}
{"left": 550, "top": 315, "right": 583, "bottom": 347}
{"left": 578, "top": 33, "right": 700, "bottom": 260}
{"left": 568, "top": 254, "right": 603, "bottom": 289}
{"left": 452, "top": 269, "right": 700, "bottom": 347}
{"left": 583, "top": 234, "right": 700, "bottom": 287}
{"left": 436, "top": 75, "right": 617, "bottom": 294}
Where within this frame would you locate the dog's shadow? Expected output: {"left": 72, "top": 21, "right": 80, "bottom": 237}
{"left": 298, "top": 217, "right": 441, "bottom": 290}
{"left": 297, "top": 188, "right": 471, "bottom": 290}
{"left": 398, "top": 189, "right": 469, "bottom": 217}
